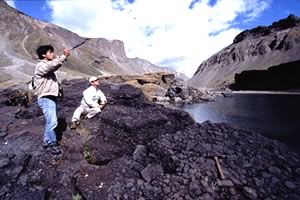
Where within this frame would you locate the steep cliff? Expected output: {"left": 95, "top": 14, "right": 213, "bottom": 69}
{"left": 189, "top": 15, "right": 300, "bottom": 90}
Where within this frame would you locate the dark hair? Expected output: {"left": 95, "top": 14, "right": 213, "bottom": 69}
{"left": 36, "top": 45, "right": 54, "bottom": 59}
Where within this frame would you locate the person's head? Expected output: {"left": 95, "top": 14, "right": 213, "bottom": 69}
{"left": 36, "top": 45, "right": 55, "bottom": 60}
{"left": 89, "top": 76, "right": 100, "bottom": 87}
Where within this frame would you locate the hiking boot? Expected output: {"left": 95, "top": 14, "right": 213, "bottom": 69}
{"left": 49, "top": 143, "right": 61, "bottom": 155}
{"left": 70, "top": 121, "right": 78, "bottom": 130}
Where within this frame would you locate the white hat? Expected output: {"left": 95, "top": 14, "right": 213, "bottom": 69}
{"left": 89, "top": 76, "right": 99, "bottom": 83}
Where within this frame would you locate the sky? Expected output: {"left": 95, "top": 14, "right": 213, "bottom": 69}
{"left": 5, "top": 0, "right": 300, "bottom": 77}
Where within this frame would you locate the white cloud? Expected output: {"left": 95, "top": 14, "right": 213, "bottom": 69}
{"left": 242, "top": 0, "right": 272, "bottom": 22}
{"left": 6, "top": 0, "right": 16, "bottom": 8}
{"left": 47, "top": 0, "right": 271, "bottom": 77}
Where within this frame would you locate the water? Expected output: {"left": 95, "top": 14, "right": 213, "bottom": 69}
{"left": 183, "top": 94, "right": 300, "bottom": 152}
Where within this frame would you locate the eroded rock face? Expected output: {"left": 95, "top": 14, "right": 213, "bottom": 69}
{"left": 189, "top": 14, "right": 300, "bottom": 89}
{"left": 0, "top": 80, "right": 299, "bottom": 200}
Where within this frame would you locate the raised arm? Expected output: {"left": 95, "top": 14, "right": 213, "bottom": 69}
{"left": 35, "top": 55, "right": 66, "bottom": 76}
{"left": 35, "top": 48, "right": 70, "bottom": 77}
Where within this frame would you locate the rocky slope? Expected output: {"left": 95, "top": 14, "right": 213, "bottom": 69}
{"left": 189, "top": 15, "right": 300, "bottom": 90}
{"left": 0, "top": 80, "right": 299, "bottom": 199}
{"left": 0, "top": 0, "right": 181, "bottom": 87}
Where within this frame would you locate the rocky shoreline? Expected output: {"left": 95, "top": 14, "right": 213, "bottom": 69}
{"left": 232, "top": 91, "right": 300, "bottom": 95}
{"left": 0, "top": 79, "right": 299, "bottom": 199}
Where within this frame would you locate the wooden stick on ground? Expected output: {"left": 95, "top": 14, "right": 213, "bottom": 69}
{"left": 213, "top": 156, "right": 225, "bottom": 180}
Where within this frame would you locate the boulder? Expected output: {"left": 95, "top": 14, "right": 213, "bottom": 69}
{"left": 166, "top": 79, "right": 216, "bottom": 103}
{"left": 141, "top": 83, "right": 167, "bottom": 99}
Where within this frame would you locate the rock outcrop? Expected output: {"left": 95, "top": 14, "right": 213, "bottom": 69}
{"left": 0, "top": 0, "right": 182, "bottom": 87}
{"left": 166, "top": 78, "right": 216, "bottom": 103}
{"left": 0, "top": 80, "right": 299, "bottom": 199}
{"left": 189, "top": 15, "right": 300, "bottom": 90}
{"left": 99, "top": 73, "right": 215, "bottom": 104}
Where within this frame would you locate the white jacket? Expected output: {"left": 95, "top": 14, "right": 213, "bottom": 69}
{"left": 81, "top": 86, "right": 107, "bottom": 108}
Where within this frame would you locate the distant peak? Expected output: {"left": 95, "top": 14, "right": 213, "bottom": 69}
{"left": 271, "top": 14, "right": 300, "bottom": 29}
{"left": 287, "top": 14, "right": 300, "bottom": 21}
{"left": 234, "top": 14, "right": 300, "bottom": 43}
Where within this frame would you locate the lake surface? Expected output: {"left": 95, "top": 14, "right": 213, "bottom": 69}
{"left": 182, "top": 94, "right": 300, "bottom": 153}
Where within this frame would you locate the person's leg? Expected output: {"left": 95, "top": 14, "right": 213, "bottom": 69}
{"left": 86, "top": 107, "right": 101, "bottom": 119}
{"left": 38, "top": 97, "right": 58, "bottom": 144}
{"left": 70, "top": 105, "right": 87, "bottom": 129}
{"left": 71, "top": 105, "right": 86, "bottom": 122}
{"left": 38, "top": 97, "right": 61, "bottom": 155}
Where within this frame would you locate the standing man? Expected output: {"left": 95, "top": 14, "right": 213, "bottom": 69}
{"left": 35, "top": 45, "right": 70, "bottom": 155}
{"left": 70, "top": 76, "right": 107, "bottom": 129}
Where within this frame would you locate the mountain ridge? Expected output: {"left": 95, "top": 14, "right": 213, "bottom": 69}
{"left": 189, "top": 14, "right": 300, "bottom": 90}
{"left": 0, "top": 0, "right": 184, "bottom": 87}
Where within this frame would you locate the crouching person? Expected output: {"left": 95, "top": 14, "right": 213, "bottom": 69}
{"left": 70, "top": 76, "right": 107, "bottom": 129}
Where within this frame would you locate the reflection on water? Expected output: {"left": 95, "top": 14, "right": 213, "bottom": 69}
{"left": 183, "top": 94, "right": 300, "bottom": 152}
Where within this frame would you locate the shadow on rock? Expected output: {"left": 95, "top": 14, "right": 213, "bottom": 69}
{"left": 55, "top": 117, "right": 68, "bottom": 142}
